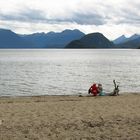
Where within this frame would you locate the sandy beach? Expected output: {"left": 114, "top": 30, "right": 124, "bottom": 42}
{"left": 0, "top": 93, "right": 140, "bottom": 140}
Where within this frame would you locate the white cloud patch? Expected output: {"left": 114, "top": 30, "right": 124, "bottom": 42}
{"left": 0, "top": 0, "right": 139, "bottom": 39}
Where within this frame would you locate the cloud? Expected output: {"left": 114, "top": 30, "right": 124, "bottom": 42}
{"left": 71, "top": 12, "right": 106, "bottom": 25}
{"left": 0, "top": 0, "right": 139, "bottom": 39}
{"left": 101, "top": 0, "right": 140, "bottom": 26}
{"left": 0, "top": 7, "right": 106, "bottom": 26}
{"left": 0, "top": 0, "right": 139, "bottom": 26}
{"left": 0, "top": 8, "right": 46, "bottom": 23}
{"left": 118, "top": 9, "right": 140, "bottom": 25}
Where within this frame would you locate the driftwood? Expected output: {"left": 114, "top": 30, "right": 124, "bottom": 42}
{"left": 112, "top": 80, "right": 119, "bottom": 96}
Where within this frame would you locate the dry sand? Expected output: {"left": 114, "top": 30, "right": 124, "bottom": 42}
{"left": 0, "top": 93, "right": 140, "bottom": 140}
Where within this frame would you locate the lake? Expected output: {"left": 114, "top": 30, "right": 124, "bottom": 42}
{"left": 0, "top": 49, "right": 140, "bottom": 96}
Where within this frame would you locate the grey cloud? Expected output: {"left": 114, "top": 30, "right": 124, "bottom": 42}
{"left": 117, "top": 16, "right": 140, "bottom": 25}
{"left": 71, "top": 12, "right": 106, "bottom": 25}
{"left": 0, "top": 8, "right": 106, "bottom": 25}
{"left": 0, "top": 4, "right": 139, "bottom": 26}
{"left": 121, "top": 10, "right": 140, "bottom": 25}
{"left": 105, "top": 4, "right": 140, "bottom": 25}
{"left": 0, "top": 13, "right": 70, "bottom": 24}
{"left": 0, "top": 8, "right": 47, "bottom": 23}
{"left": 48, "top": 12, "right": 106, "bottom": 25}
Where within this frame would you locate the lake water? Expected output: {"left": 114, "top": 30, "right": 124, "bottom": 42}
{"left": 0, "top": 49, "right": 140, "bottom": 96}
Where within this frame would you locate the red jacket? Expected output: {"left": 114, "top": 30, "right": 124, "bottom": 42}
{"left": 90, "top": 84, "right": 98, "bottom": 96}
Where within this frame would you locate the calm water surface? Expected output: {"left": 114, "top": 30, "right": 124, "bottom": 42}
{"left": 0, "top": 49, "right": 140, "bottom": 96}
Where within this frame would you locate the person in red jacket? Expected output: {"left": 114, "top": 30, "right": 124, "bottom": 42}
{"left": 88, "top": 83, "right": 98, "bottom": 96}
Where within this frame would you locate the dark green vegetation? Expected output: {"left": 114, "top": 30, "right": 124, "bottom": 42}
{"left": 65, "top": 33, "right": 114, "bottom": 48}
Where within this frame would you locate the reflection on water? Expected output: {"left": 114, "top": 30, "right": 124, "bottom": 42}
{"left": 0, "top": 49, "right": 140, "bottom": 96}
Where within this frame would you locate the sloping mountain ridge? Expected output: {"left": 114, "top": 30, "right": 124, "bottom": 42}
{"left": 65, "top": 32, "right": 114, "bottom": 48}
{"left": 116, "top": 36, "right": 140, "bottom": 49}
{"left": 113, "top": 34, "right": 140, "bottom": 48}
{"left": 21, "top": 29, "right": 85, "bottom": 48}
{"left": 113, "top": 35, "right": 128, "bottom": 44}
{"left": 0, "top": 29, "right": 85, "bottom": 48}
{"left": 0, "top": 29, "right": 33, "bottom": 48}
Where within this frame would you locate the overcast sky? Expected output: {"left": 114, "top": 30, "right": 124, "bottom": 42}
{"left": 0, "top": 0, "right": 139, "bottom": 39}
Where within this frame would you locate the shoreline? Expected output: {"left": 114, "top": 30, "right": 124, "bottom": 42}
{"left": 0, "top": 93, "right": 140, "bottom": 140}
{"left": 0, "top": 92, "right": 139, "bottom": 99}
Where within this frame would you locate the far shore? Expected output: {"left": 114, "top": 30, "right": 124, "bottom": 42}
{"left": 0, "top": 93, "right": 140, "bottom": 140}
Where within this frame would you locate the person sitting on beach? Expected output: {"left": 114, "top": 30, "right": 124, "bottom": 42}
{"left": 98, "top": 84, "right": 105, "bottom": 96}
{"left": 88, "top": 83, "right": 98, "bottom": 96}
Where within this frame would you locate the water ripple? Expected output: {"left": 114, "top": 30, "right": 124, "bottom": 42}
{"left": 0, "top": 49, "right": 140, "bottom": 96}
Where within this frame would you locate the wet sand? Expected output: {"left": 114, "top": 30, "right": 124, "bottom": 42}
{"left": 0, "top": 93, "right": 140, "bottom": 140}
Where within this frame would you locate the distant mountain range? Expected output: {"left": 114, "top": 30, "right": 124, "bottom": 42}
{"left": 0, "top": 29, "right": 32, "bottom": 48}
{"left": 115, "top": 37, "right": 140, "bottom": 49}
{"left": 113, "top": 34, "right": 140, "bottom": 49}
{"left": 113, "top": 34, "right": 140, "bottom": 44}
{"left": 21, "top": 29, "right": 85, "bottom": 48}
{"left": 0, "top": 29, "right": 85, "bottom": 48}
{"left": 113, "top": 35, "right": 128, "bottom": 44}
{"left": 0, "top": 28, "right": 140, "bottom": 49}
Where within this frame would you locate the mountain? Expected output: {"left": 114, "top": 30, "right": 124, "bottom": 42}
{"left": 46, "top": 29, "right": 85, "bottom": 48}
{"left": 21, "top": 32, "right": 50, "bottom": 48}
{"left": 65, "top": 32, "right": 114, "bottom": 49}
{"left": 0, "top": 29, "right": 32, "bottom": 48}
{"left": 113, "top": 35, "right": 128, "bottom": 44}
{"left": 129, "top": 34, "right": 140, "bottom": 41}
{"left": 116, "top": 36, "right": 140, "bottom": 49}
{"left": 1, "top": 28, "right": 139, "bottom": 49}
{"left": 113, "top": 34, "right": 140, "bottom": 45}
{"left": 21, "top": 29, "right": 85, "bottom": 48}
{"left": 113, "top": 34, "right": 140, "bottom": 48}
{"left": 0, "top": 29, "right": 84, "bottom": 48}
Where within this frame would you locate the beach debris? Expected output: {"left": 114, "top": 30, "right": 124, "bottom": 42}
{"left": 79, "top": 95, "right": 83, "bottom": 97}
{"left": 100, "top": 116, "right": 104, "bottom": 121}
{"left": 0, "top": 119, "right": 3, "bottom": 125}
{"left": 113, "top": 80, "right": 120, "bottom": 95}
{"left": 78, "top": 92, "right": 83, "bottom": 97}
